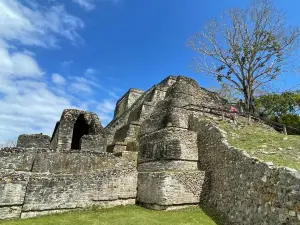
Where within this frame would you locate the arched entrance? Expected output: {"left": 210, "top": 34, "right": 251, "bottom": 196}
{"left": 71, "top": 114, "right": 89, "bottom": 149}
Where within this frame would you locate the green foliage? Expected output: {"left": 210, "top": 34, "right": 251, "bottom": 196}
{"left": 255, "top": 91, "right": 300, "bottom": 118}
{"left": 255, "top": 91, "right": 300, "bottom": 134}
{"left": 0, "top": 206, "right": 220, "bottom": 225}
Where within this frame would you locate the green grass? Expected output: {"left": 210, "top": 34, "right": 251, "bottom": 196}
{"left": 0, "top": 206, "right": 218, "bottom": 225}
{"left": 217, "top": 117, "right": 300, "bottom": 170}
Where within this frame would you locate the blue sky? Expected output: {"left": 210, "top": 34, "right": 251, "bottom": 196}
{"left": 0, "top": 0, "right": 299, "bottom": 142}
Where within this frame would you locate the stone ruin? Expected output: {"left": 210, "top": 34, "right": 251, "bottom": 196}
{"left": 1, "top": 75, "right": 300, "bottom": 224}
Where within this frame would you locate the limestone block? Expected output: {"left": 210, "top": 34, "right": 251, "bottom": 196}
{"left": 0, "top": 148, "right": 36, "bottom": 171}
{"left": 138, "top": 127, "right": 198, "bottom": 163}
{"left": 137, "top": 160, "right": 198, "bottom": 172}
{"left": 80, "top": 134, "right": 106, "bottom": 152}
{"left": 17, "top": 134, "right": 50, "bottom": 148}
{"left": 32, "top": 151, "right": 134, "bottom": 174}
{"left": 137, "top": 171, "right": 205, "bottom": 208}
{"left": 114, "top": 89, "right": 144, "bottom": 119}
{"left": 0, "top": 171, "right": 30, "bottom": 207}
{"left": 23, "top": 170, "right": 137, "bottom": 212}
{"left": 107, "top": 142, "right": 127, "bottom": 154}
{"left": 113, "top": 122, "right": 141, "bottom": 143}
{"left": 0, "top": 206, "right": 22, "bottom": 220}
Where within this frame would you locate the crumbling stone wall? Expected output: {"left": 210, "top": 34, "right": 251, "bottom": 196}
{"left": 17, "top": 134, "right": 50, "bottom": 148}
{"left": 189, "top": 116, "right": 300, "bottom": 225}
{"left": 0, "top": 148, "right": 137, "bottom": 220}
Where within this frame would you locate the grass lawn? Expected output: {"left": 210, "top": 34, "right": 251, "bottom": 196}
{"left": 0, "top": 206, "right": 218, "bottom": 225}
{"left": 217, "top": 117, "right": 300, "bottom": 170}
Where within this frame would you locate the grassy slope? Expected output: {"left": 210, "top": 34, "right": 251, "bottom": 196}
{"left": 216, "top": 117, "right": 300, "bottom": 170}
{"left": 0, "top": 206, "right": 218, "bottom": 225}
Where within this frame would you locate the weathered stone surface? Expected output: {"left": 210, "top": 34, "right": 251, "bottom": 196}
{"left": 114, "top": 122, "right": 141, "bottom": 143}
{"left": 1, "top": 75, "right": 299, "bottom": 224}
{"left": 137, "top": 171, "right": 205, "bottom": 209}
{"left": 0, "top": 148, "right": 37, "bottom": 171}
{"left": 0, "top": 171, "right": 30, "bottom": 207}
{"left": 17, "top": 134, "right": 50, "bottom": 148}
{"left": 137, "top": 160, "right": 198, "bottom": 172}
{"left": 105, "top": 76, "right": 177, "bottom": 145}
{"left": 114, "top": 88, "right": 144, "bottom": 119}
{"left": 138, "top": 127, "right": 198, "bottom": 163}
{"left": 107, "top": 142, "right": 127, "bottom": 154}
{"left": 32, "top": 150, "right": 135, "bottom": 174}
{"left": 50, "top": 109, "right": 105, "bottom": 151}
{"left": 0, "top": 206, "right": 22, "bottom": 220}
{"left": 0, "top": 148, "right": 137, "bottom": 220}
{"left": 189, "top": 116, "right": 300, "bottom": 225}
{"left": 22, "top": 170, "right": 137, "bottom": 212}
{"left": 80, "top": 134, "right": 106, "bottom": 152}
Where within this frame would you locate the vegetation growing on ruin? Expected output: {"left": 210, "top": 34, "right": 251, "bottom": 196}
{"left": 218, "top": 118, "right": 300, "bottom": 170}
{"left": 0, "top": 206, "right": 218, "bottom": 225}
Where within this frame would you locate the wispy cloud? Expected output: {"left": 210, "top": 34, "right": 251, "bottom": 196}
{"left": 96, "top": 99, "right": 115, "bottom": 124}
{"left": 0, "top": 0, "right": 84, "bottom": 48}
{"left": 84, "top": 67, "right": 96, "bottom": 76}
{"left": 51, "top": 73, "right": 66, "bottom": 85}
{"left": 72, "top": 0, "right": 95, "bottom": 11}
{"left": 72, "top": 0, "right": 121, "bottom": 11}
{"left": 0, "top": 0, "right": 84, "bottom": 142}
{"left": 0, "top": 0, "right": 120, "bottom": 142}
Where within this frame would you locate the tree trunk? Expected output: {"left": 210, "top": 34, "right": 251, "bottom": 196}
{"left": 244, "top": 86, "right": 255, "bottom": 114}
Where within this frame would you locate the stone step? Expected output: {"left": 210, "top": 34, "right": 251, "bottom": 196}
{"left": 113, "top": 122, "right": 141, "bottom": 143}
{"left": 127, "top": 102, "right": 155, "bottom": 124}
{"left": 106, "top": 142, "right": 127, "bottom": 154}
{"left": 107, "top": 140, "right": 139, "bottom": 154}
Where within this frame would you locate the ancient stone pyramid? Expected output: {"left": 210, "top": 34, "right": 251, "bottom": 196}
{"left": 3, "top": 75, "right": 299, "bottom": 224}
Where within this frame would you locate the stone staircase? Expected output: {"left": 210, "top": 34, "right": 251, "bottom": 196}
{"left": 105, "top": 76, "right": 177, "bottom": 156}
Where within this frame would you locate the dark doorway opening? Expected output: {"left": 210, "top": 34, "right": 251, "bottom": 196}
{"left": 71, "top": 114, "right": 89, "bottom": 149}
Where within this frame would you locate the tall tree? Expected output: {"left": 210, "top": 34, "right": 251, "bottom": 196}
{"left": 188, "top": 0, "right": 300, "bottom": 113}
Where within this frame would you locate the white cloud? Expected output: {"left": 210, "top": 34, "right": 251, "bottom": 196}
{"left": 108, "top": 91, "right": 119, "bottom": 99}
{"left": 84, "top": 67, "right": 96, "bottom": 76}
{"left": 69, "top": 75, "right": 102, "bottom": 94}
{"left": 96, "top": 99, "right": 116, "bottom": 124}
{"left": 51, "top": 73, "right": 66, "bottom": 85}
{"left": 0, "top": 0, "right": 84, "bottom": 48}
{"left": 72, "top": 0, "right": 121, "bottom": 11}
{"left": 0, "top": 1, "right": 119, "bottom": 142}
{"left": 97, "top": 100, "right": 115, "bottom": 113}
{"left": 72, "top": 0, "right": 95, "bottom": 11}
{"left": 70, "top": 81, "right": 92, "bottom": 94}
{"left": 0, "top": 43, "right": 74, "bottom": 141}
{"left": 0, "top": 47, "right": 43, "bottom": 80}
{"left": 0, "top": 0, "right": 85, "bottom": 142}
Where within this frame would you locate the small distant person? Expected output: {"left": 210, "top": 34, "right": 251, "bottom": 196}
{"left": 229, "top": 104, "right": 238, "bottom": 122}
{"left": 230, "top": 105, "right": 237, "bottom": 113}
